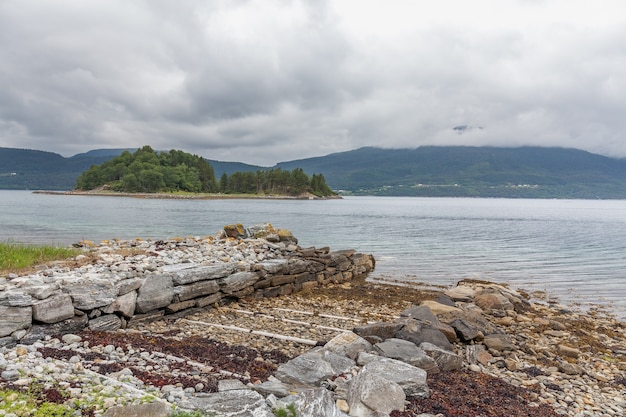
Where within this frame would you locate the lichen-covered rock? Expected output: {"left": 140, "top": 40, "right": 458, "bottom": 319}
{"left": 223, "top": 224, "right": 248, "bottom": 239}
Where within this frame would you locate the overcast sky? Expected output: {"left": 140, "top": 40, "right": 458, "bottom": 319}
{"left": 1, "top": 0, "right": 625, "bottom": 166}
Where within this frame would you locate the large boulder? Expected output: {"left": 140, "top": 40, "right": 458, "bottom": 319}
{"left": 223, "top": 224, "right": 248, "bottom": 239}
{"left": 420, "top": 342, "right": 463, "bottom": 371}
{"left": 102, "top": 291, "right": 137, "bottom": 318}
{"left": 0, "top": 306, "right": 32, "bottom": 337}
{"left": 322, "top": 332, "right": 373, "bottom": 360}
{"left": 275, "top": 349, "right": 355, "bottom": 386}
{"left": 280, "top": 388, "right": 348, "bottom": 417}
{"left": 357, "top": 357, "right": 429, "bottom": 398}
{"left": 473, "top": 290, "right": 514, "bottom": 313}
{"left": 374, "top": 338, "right": 438, "bottom": 373}
{"left": 135, "top": 274, "right": 174, "bottom": 314}
{"left": 347, "top": 366, "right": 406, "bottom": 417}
{"left": 32, "top": 294, "right": 74, "bottom": 324}
{"left": 396, "top": 318, "right": 453, "bottom": 351}
{"left": 63, "top": 280, "right": 118, "bottom": 310}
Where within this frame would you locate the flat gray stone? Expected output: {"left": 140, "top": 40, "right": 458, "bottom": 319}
{"left": 353, "top": 322, "right": 403, "bottom": 341}
{"left": 135, "top": 274, "right": 174, "bottom": 314}
{"left": 275, "top": 349, "right": 355, "bottom": 386}
{"left": 252, "top": 379, "right": 293, "bottom": 398}
{"left": 26, "top": 285, "right": 59, "bottom": 300}
{"left": 116, "top": 278, "right": 143, "bottom": 296}
{"left": 218, "top": 379, "right": 248, "bottom": 392}
{"left": 88, "top": 314, "right": 122, "bottom": 331}
{"left": 163, "top": 264, "right": 236, "bottom": 285}
{"left": 0, "top": 290, "right": 33, "bottom": 307}
{"left": 399, "top": 305, "right": 441, "bottom": 325}
{"left": 63, "top": 280, "right": 118, "bottom": 310}
{"left": 420, "top": 342, "right": 463, "bottom": 371}
{"left": 359, "top": 356, "right": 429, "bottom": 398}
{"left": 281, "top": 388, "right": 348, "bottom": 417}
{"left": 102, "top": 401, "right": 170, "bottom": 417}
{"left": 174, "top": 279, "right": 219, "bottom": 302}
{"left": 189, "top": 389, "right": 273, "bottom": 417}
{"left": 322, "top": 332, "right": 373, "bottom": 360}
{"left": 32, "top": 294, "right": 74, "bottom": 324}
{"left": 374, "top": 338, "right": 438, "bottom": 373}
{"left": 347, "top": 367, "right": 406, "bottom": 417}
{"left": 218, "top": 271, "right": 259, "bottom": 294}
{"left": 0, "top": 306, "right": 32, "bottom": 337}
{"left": 102, "top": 291, "right": 137, "bottom": 318}
{"left": 257, "top": 259, "right": 289, "bottom": 274}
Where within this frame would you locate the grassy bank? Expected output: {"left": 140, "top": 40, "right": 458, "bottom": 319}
{"left": 0, "top": 242, "right": 78, "bottom": 274}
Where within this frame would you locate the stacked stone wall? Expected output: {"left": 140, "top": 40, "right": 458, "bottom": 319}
{"left": 0, "top": 226, "right": 375, "bottom": 347}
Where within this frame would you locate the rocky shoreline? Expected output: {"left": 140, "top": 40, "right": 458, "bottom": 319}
{"left": 1, "top": 225, "right": 625, "bottom": 417}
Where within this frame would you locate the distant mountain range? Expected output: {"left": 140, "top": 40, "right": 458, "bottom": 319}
{"left": 2, "top": 145, "right": 626, "bottom": 199}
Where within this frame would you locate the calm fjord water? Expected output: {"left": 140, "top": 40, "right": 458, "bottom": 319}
{"left": 1, "top": 190, "right": 625, "bottom": 317}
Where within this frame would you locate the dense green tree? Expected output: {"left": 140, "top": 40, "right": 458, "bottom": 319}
{"left": 218, "top": 168, "right": 336, "bottom": 197}
{"left": 219, "top": 172, "right": 228, "bottom": 193}
{"left": 74, "top": 146, "right": 217, "bottom": 193}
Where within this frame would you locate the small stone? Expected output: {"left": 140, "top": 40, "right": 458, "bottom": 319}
{"left": 558, "top": 344, "right": 580, "bottom": 359}
{"left": 336, "top": 399, "right": 350, "bottom": 413}
{"left": 62, "top": 334, "right": 82, "bottom": 344}
{"left": 1, "top": 369, "right": 20, "bottom": 381}
{"left": 468, "top": 364, "right": 481, "bottom": 372}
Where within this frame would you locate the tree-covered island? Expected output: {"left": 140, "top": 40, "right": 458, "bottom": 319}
{"left": 75, "top": 145, "right": 337, "bottom": 198}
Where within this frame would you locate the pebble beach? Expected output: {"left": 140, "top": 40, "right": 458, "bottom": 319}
{"left": 1, "top": 230, "right": 625, "bottom": 417}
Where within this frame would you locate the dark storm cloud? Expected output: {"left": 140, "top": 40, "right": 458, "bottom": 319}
{"left": 0, "top": 0, "right": 625, "bottom": 165}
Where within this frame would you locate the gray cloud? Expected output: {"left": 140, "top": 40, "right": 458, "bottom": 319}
{"left": 1, "top": 0, "right": 625, "bottom": 165}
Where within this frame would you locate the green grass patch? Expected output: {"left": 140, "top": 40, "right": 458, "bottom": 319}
{"left": 0, "top": 241, "right": 79, "bottom": 273}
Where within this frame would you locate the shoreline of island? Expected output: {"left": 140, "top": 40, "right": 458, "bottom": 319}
{"left": 32, "top": 190, "right": 342, "bottom": 200}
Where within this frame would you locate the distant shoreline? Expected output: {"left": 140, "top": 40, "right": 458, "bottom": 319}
{"left": 32, "top": 190, "right": 342, "bottom": 200}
